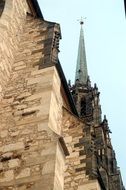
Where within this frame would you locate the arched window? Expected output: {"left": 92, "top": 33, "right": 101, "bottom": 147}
{"left": 80, "top": 96, "right": 93, "bottom": 117}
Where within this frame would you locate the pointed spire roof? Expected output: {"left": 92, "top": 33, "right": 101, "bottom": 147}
{"left": 75, "top": 20, "right": 88, "bottom": 85}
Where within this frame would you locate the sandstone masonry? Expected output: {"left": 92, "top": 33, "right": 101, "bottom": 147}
{"left": 0, "top": 1, "right": 125, "bottom": 190}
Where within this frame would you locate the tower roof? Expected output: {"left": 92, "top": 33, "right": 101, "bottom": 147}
{"left": 75, "top": 21, "right": 88, "bottom": 85}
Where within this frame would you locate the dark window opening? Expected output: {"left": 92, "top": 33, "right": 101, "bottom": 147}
{"left": 81, "top": 99, "right": 86, "bottom": 116}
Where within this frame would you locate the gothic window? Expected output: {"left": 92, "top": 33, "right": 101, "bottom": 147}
{"left": 80, "top": 98, "right": 86, "bottom": 116}
{"left": 86, "top": 96, "right": 93, "bottom": 116}
{"left": 80, "top": 96, "right": 93, "bottom": 118}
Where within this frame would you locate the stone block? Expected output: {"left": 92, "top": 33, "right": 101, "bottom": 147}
{"left": 8, "top": 159, "right": 20, "bottom": 168}
{"left": 78, "top": 180, "right": 101, "bottom": 190}
{"left": 10, "top": 131, "right": 20, "bottom": 137}
{"left": 21, "top": 128, "right": 32, "bottom": 135}
{"left": 38, "top": 122, "right": 48, "bottom": 131}
{"left": 42, "top": 160, "right": 55, "bottom": 175}
{"left": 14, "top": 65, "right": 26, "bottom": 71}
{"left": 16, "top": 168, "right": 30, "bottom": 179}
{"left": 0, "top": 170, "right": 14, "bottom": 182}
{"left": 41, "top": 146, "right": 56, "bottom": 156}
{"left": 0, "top": 130, "right": 8, "bottom": 138}
{"left": 64, "top": 136, "right": 72, "bottom": 143}
{"left": 0, "top": 142, "right": 24, "bottom": 153}
{"left": 16, "top": 92, "right": 31, "bottom": 100}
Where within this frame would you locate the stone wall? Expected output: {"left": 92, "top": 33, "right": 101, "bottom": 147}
{"left": 0, "top": 0, "right": 30, "bottom": 98}
{"left": 63, "top": 108, "right": 101, "bottom": 190}
{"left": 0, "top": 66, "right": 65, "bottom": 190}
{"left": 0, "top": 4, "right": 65, "bottom": 188}
{"left": 0, "top": 1, "right": 120, "bottom": 190}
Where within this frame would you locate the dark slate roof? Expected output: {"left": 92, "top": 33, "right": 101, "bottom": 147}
{"left": 31, "top": 1, "right": 78, "bottom": 116}
{"left": 31, "top": 0, "right": 44, "bottom": 19}
{"left": 56, "top": 60, "right": 78, "bottom": 116}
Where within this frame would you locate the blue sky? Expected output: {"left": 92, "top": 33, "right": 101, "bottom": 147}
{"left": 38, "top": 0, "right": 126, "bottom": 185}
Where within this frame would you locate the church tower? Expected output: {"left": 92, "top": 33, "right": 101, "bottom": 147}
{"left": 72, "top": 20, "right": 101, "bottom": 125}
{"left": 70, "top": 20, "right": 125, "bottom": 190}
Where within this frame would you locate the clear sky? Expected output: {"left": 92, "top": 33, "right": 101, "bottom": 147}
{"left": 38, "top": 0, "right": 126, "bottom": 186}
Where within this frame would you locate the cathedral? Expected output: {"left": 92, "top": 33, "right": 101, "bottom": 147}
{"left": 0, "top": 0, "right": 125, "bottom": 189}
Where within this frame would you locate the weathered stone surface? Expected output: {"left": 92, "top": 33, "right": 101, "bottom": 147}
{"left": 0, "top": 130, "right": 8, "bottom": 138}
{"left": 0, "top": 170, "right": 14, "bottom": 183}
{"left": 78, "top": 180, "right": 101, "bottom": 190}
{"left": 0, "top": 0, "right": 64, "bottom": 189}
{"left": 62, "top": 108, "right": 90, "bottom": 190}
{"left": 0, "top": 1, "right": 124, "bottom": 190}
{"left": 8, "top": 159, "right": 20, "bottom": 168}
{"left": 0, "top": 142, "right": 24, "bottom": 153}
{"left": 42, "top": 160, "right": 55, "bottom": 175}
{"left": 16, "top": 168, "right": 31, "bottom": 179}
{"left": 0, "top": 0, "right": 30, "bottom": 97}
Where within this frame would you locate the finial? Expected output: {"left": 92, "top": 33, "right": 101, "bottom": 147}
{"left": 94, "top": 83, "right": 97, "bottom": 88}
{"left": 87, "top": 76, "right": 91, "bottom": 87}
{"left": 77, "top": 17, "right": 86, "bottom": 26}
{"left": 104, "top": 115, "right": 107, "bottom": 121}
{"left": 68, "top": 80, "right": 71, "bottom": 87}
{"left": 80, "top": 17, "right": 84, "bottom": 25}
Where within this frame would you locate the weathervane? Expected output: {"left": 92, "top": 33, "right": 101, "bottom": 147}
{"left": 77, "top": 17, "right": 87, "bottom": 25}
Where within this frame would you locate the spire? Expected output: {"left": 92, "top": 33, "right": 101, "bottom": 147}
{"left": 75, "top": 19, "right": 88, "bottom": 85}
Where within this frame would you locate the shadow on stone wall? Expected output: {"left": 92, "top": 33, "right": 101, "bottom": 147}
{"left": 0, "top": 0, "right": 5, "bottom": 17}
